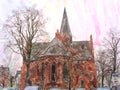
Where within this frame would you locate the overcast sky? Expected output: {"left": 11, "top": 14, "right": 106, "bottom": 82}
{"left": 0, "top": 0, "right": 120, "bottom": 66}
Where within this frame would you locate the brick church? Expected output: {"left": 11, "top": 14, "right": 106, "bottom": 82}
{"left": 20, "top": 8, "right": 98, "bottom": 90}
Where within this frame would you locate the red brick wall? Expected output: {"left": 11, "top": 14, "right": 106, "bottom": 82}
{"left": 20, "top": 56, "right": 98, "bottom": 90}
{"left": 0, "top": 71, "right": 9, "bottom": 88}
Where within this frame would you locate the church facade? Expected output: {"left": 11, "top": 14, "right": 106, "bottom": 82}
{"left": 20, "top": 8, "right": 98, "bottom": 90}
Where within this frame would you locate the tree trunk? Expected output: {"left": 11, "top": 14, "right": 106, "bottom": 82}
{"left": 108, "top": 71, "right": 114, "bottom": 88}
{"left": 10, "top": 77, "right": 13, "bottom": 87}
{"left": 113, "top": 52, "right": 116, "bottom": 73}
{"left": 101, "top": 75, "right": 104, "bottom": 87}
{"left": 2, "top": 81, "right": 4, "bottom": 88}
{"left": 26, "top": 63, "right": 32, "bottom": 86}
{"left": 68, "top": 77, "right": 71, "bottom": 90}
{"left": 108, "top": 50, "right": 117, "bottom": 87}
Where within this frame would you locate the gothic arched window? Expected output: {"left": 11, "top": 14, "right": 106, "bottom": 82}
{"left": 63, "top": 62, "right": 68, "bottom": 81}
{"left": 81, "top": 80, "right": 84, "bottom": 88}
{"left": 51, "top": 62, "right": 56, "bottom": 81}
{"left": 41, "top": 63, "right": 44, "bottom": 81}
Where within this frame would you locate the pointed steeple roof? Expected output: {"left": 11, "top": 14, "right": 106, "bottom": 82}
{"left": 60, "top": 8, "right": 72, "bottom": 42}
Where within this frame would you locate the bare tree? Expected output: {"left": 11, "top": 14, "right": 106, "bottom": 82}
{"left": 103, "top": 29, "right": 120, "bottom": 86}
{"left": 95, "top": 49, "right": 112, "bottom": 87}
{"left": 3, "top": 6, "right": 49, "bottom": 86}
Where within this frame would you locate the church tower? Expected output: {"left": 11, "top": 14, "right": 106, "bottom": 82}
{"left": 60, "top": 8, "right": 72, "bottom": 42}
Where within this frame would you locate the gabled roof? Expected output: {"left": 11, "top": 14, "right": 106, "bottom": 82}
{"left": 41, "top": 37, "right": 70, "bottom": 56}
{"left": 71, "top": 41, "right": 93, "bottom": 60}
{"left": 31, "top": 42, "right": 49, "bottom": 59}
{"left": 0, "top": 66, "right": 9, "bottom": 74}
{"left": 0, "top": 66, "right": 9, "bottom": 72}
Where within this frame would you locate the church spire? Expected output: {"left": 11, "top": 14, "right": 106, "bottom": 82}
{"left": 60, "top": 8, "right": 72, "bottom": 42}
